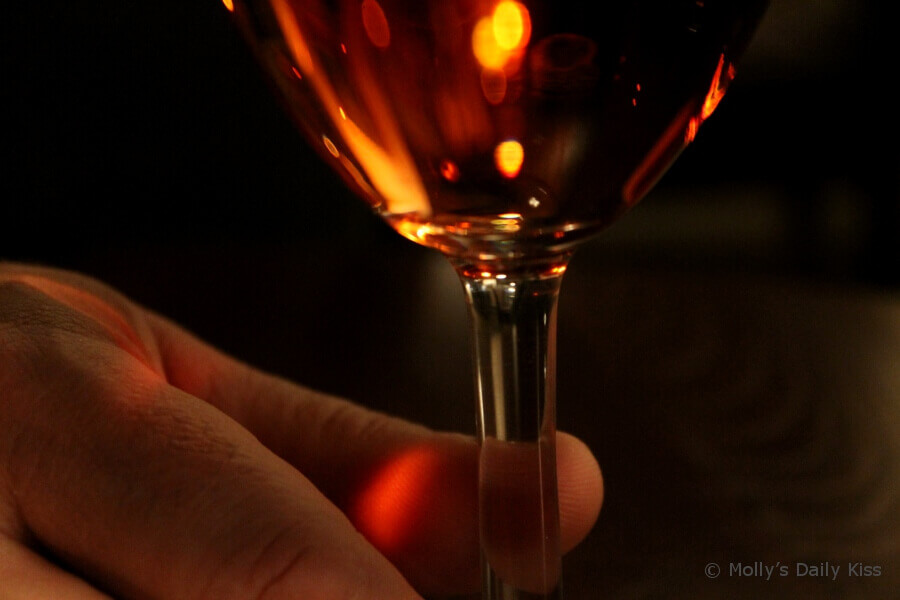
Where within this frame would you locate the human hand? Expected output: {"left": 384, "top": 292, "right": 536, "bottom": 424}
{"left": 0, "top": 262, "right": 602, "bottom": 599}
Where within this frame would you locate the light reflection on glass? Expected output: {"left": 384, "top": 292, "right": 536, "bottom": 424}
{"left": 472, "top": 1, "right": 531, "bottom": 71}
{"left": 441, "top": 160, "right": 461, "bottom": 182}
{"left": 686, "top": 53, "right": 733, "bottom": 142}
{"left": 493, "top": 1, "right": 531, "bottom": 51}
{"left": 494, "top": 140, "right": 524, "bottom": 178}
{"left": 271, "top": 0, "right": 430, "bottom": 215}
{"left": 323, "top": 135, "right": 340, "bottom": 157}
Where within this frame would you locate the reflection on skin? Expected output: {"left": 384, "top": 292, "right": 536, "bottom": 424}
{"left": 349, "top": 436, "right": 564, "bottom": 595}
{"left": 348, "top": 438, "right": 480, "bottom": 593}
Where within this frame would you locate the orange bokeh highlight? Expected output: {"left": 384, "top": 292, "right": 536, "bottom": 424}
{"left": 361, "top": 0, "right": 391, "bottom": 48}
{"left": 495, "top": 139, "right": 524, "bottom": 178}
{"left": 493, "top": 1, "right": 531, "bottom": 51}
{"left": 472, "top": 1, "right": 531, "bottom": 71}
{"left": 473, "top": 17, "right": 505, "bottom": 69}
{"left": 221, "top": 0, "right": 234, "bottom": 12}
{"left": 549, "top": 264, "right": 567, "bottom": 275}
{"left": 440, "top": 159, "right": 460, "bottom": 182}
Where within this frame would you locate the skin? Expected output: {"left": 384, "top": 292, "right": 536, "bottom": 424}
{"left": 0, "top": 262, "right": 602, "bottom": 599}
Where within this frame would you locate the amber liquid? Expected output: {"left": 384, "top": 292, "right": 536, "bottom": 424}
{"left": 231, "top": 0, "right": 768, "bottom": 261}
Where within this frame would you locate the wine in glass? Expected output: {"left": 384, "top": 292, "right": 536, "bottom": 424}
{"left": 222, "top": 0, "right": 769, "bottom": 597}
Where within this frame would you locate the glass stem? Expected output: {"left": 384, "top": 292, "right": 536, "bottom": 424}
{"left": 452, "top": 257, "right": 569, "bottom": 600}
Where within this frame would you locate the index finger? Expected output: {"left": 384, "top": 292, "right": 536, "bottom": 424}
{"left": 147, "top": 311, "right": 602, "bottom": 595}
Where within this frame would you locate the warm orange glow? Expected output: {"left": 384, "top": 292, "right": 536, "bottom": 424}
{"left": 480, "top": 68, "right": 508, "bottom": 104}
{"left": 685, "top": 118, "right": 700, "bottom": 143}
{"left": 494, "top": 140, "right": 524, "bottom": 178}
{"left": 493, "top": 1, "right": 531, "bottom": 51}
{"left": 353, "top": 449, "right": 440, "bottom": 553}
{"left": 271, "top": 0, "right": 314, "bottom": 74}
{"left": 472, "top": 17, "right": 506, "bottom": 69}
{"left": 701, "top": 54, "right": 731, "bottom": 119}
{"left": 473, "top": 2, "right": 532, "bottom": 70}
{"left": 221, "top": 0, "right": 234, "bottom": 12}
{"left": 272, "top": 0, "right": 429, "bottom": 215}
{"left": 440, "top": 159, "right": 460, "bottom": 182}
{"left": 361, "top": 0, "right": 391, "bottom": 48}
{"left": 7, "top": 274, "right": 150, "bottom": 368}
{"left": 686, "top": 53, "right": 735, "bottom": 142}
{"left": 338, "top": 106, "right": 347, "bottom": 120}
{"left": 290, "top": 66, "right": 302, "bottom": 79}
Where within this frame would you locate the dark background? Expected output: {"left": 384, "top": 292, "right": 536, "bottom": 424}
{"left": 2, "top": 2, "right": 899, "bottom": 598}
{"left": 2, "top": 0, "right": 896, "bottom": 293}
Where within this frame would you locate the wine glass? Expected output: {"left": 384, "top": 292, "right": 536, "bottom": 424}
{"left": 221, "top": 0, "right": 769, "bottom": 597}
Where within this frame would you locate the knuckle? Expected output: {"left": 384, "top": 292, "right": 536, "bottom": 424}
{"left": 0, "top": 280, "right": 53, "bottom": 379}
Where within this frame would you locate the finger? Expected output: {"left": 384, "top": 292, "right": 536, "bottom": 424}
{"left": 0, "top": 262, "right": 165, "bottom": 375}
{"left": 557, "top": 432, "right": 603, "bottom": 553}
{"left": 148, "top": 312, "right": 604, "bottom": 595}
{"left": 1, "top": 265, "right": 601, "bottom": 595}
{"left": 0, "top": 537, "right": 113, "bottom": 600}
{"left": 6, "top": 327, "right": 421, "bottom": 600}
{"left": 478, "top": 433, "right": 604, "bottom": 594}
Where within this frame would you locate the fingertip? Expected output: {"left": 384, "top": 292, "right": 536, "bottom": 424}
{"left": 556, "top": 432, "right": 603, "bottom": 553}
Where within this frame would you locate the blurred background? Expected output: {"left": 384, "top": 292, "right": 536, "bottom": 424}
{"left": 2, "top": 1, "right": 898, "bottom": 598}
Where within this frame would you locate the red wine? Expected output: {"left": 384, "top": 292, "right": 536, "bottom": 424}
{"left": 229, "top": 0, "right": 768, "bottom": 261}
